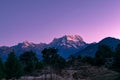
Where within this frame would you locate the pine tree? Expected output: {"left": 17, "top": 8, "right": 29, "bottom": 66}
{"left": 0, "top": 57, "right": 5, "bottom": 79}
{"left": 42, "top": 48, "right": 66, "bottom": 69}
{"left": 67, "top": 55, "right": 76, "bottom": 66}
{"left": 42, "top": 48, "right": 66, "bottom": 79}
{"left": 113, "top": 44, "right": 120, "bottom": 72}
{"left": 19, "top": 51, "right": 38, "bottom": 74}
{"left": 5, "top": 52, "right": 23, "bottom": 79}
{"left": 95, "top": 45, "right": 113, "bottom": 66}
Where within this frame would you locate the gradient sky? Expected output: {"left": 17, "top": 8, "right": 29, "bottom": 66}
{"left": 0, "top": 0, "right": 120, "bottom": 46}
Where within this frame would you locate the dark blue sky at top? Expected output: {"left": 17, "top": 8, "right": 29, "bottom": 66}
{"left": 0, "top": 0, "right": 120, "bottom": 46}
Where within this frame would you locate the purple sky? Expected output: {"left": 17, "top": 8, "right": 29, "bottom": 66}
{"left": 0, "top": 0, "right": 120, "bottom": 46}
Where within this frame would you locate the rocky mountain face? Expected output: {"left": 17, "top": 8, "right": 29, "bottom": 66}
{"left": 0, "top": 35, "right": 87, "bottom": 60}
{"left": 12, "top": 41, "right": 47, "bottom": 59}
{"left": 49, "top": 35, "right": 87, "bottom": 58}
{"left": 50, "top": 35, "right": 86, "bottom": 48}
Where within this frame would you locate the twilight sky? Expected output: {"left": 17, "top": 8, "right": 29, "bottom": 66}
{"left": 0, "top": 0, "right": 120, "bottom": 46}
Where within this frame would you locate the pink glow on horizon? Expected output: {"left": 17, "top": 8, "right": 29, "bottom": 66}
{"left": 0, "top": 0, "right": 120, "bottom": 46}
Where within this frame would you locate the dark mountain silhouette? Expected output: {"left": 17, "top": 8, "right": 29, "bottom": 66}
{"left": 75, "top": 37, "right": 120, "bottom": 57}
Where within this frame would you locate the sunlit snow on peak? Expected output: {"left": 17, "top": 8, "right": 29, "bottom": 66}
{"left": 65, "top": 35, "right": 83, "bottom": 42}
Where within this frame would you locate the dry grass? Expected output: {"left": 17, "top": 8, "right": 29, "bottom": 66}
{"left": 15, "top": 65, "right": 120, "bottom": 80}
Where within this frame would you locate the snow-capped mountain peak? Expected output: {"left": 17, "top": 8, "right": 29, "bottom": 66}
{"left": 23, "top": 41, "right": 33, "bottom": 46}
{"left": 48, "top": 35, "right": 87, "bottom": 58}
{"left": 0, "top": 35, "right": 88, "bottom": 59}
{"left": 65, "top": 35, "right": 84, "bottom": 42}
{"left": 50, "top": 35, "right": 87, "bottom": 49}
{"left": 17, "top": 41, "right": 35, "bottom": 48}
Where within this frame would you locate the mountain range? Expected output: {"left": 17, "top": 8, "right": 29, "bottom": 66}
{"left": 0, "top": 35, "right": 120, "bottom": 60}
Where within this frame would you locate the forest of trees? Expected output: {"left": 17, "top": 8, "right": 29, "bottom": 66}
{"left": 0, "top": 44, "right": 120, "bottom": 79}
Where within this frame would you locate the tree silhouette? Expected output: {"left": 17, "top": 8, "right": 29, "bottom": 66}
{"left": 113, "top": 44, "right": 120, "bottom": 72}
{"left": 5, "top": 51, "right": 23, "bottom": 79}
{"left": 19, "top": 51, "right": 38, "bottom": 74}
{"left": 82, "top": 56, "right": 94, "bottom": 65}
{"left": 0, "top": 57, "right": 5, "bottom": 79}
{"left": 42, "top": 48, "right": 66, "bottom": 69}
{"left": 95, "top": 45, "right": 113, "bottom": 66}
{"left": 42, "top": 48, "right": 66, "bottom": 79}
{"left": 67, "top": 55, "right": 76, "bottom": 67}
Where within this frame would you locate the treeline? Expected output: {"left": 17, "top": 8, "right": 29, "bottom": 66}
{"left": 0, "top": 51, "right": 42, "bottom": 79}
{"left": 0, "top": 44, "right": 120, "bottom": 79}
{"left": 0, "top": 48, "right": 67, "bottom": 79}
{"left": 69, "top": 44, "right": 120, "bottom": 72}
